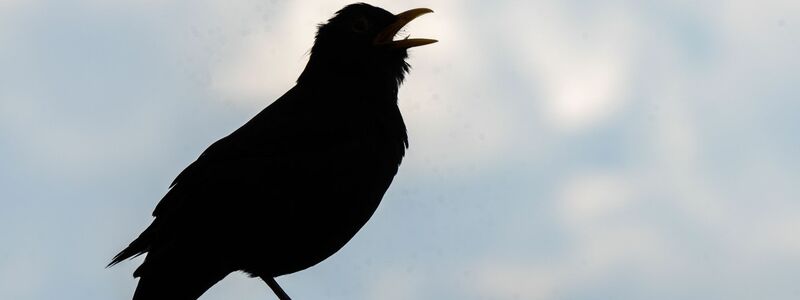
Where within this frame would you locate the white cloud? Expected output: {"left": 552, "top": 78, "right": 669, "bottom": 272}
{"left": 366, "top": 269, "right": 421, "bottom": 300}
{"left": 495, "top": 1, "right": 639, "bottom": 133}
{"left": 473, "top": 228, "right": 679, "bottom": 300}
{"left": 544, "top": 58, "right": 628, "bottom": 131}
{"left": 476, "top": 263, "right": 559, "bottom": 299}
{"left": 209, "top": 33, "right": 303, "bottom": 105}
{"left": 394, "top": 2, "right": 518, "bottom": 170}
{"left": 557, "top": 171, "right": 634, "bottom": 225}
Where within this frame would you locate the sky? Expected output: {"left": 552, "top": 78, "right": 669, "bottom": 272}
{"left": 1, "top": 0, "right": 799, "bottom": 299}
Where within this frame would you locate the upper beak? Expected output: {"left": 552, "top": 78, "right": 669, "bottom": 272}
{"left": 373, "top": 8, "right": 438, "bottom": 49}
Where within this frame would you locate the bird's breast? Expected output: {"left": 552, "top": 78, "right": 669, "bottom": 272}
{"left": 243, "top": 132, "right": 404, "bottom": 276}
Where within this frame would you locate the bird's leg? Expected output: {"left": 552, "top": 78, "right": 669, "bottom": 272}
{"left": 260, "top": 276, "right": 292, "bottom": 300}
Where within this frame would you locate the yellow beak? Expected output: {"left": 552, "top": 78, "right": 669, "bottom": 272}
{"left": 373, "top": 8, "right": 438, "bottom": 49}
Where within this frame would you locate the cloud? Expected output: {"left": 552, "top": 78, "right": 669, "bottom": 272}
{"left": 491, "top": 1, "right": 639, "bottom": 133}
{"left": 557, "top": 171, "right": 634, "bottom": 226}
{"left": 209, "top": 33, "right": 303, "bottom": 104}
{"left": 366, "top": 269, "right": 421, "bottom": 300}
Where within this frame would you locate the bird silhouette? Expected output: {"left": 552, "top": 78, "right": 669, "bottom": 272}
{"left": 108, "top": 3, "right": 435, "bottom": 300}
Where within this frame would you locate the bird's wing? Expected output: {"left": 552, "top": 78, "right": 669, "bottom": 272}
{"left": 153, "top": 85, "right": 320, "bottom": 218}
{"left": 111, "top": 85, "right": 398, "bottom": 268}
{"left": 110, "top": 88, "right": 309, "bottom": 266}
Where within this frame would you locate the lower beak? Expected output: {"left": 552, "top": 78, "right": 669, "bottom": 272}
{"left": 373, "top": 8, "right": 438, "bottom": 49}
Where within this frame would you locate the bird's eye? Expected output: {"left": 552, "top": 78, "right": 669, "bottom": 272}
{"left": 352, "top": 17, "right": 370, "bottom": 33}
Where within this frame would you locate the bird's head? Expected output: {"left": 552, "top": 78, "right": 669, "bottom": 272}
{"left": 298, "top": 3, "right": 436, "bottom": 87}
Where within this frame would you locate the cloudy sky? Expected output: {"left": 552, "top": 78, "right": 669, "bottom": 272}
{"left": 1, "top": 0, "right": 799, "bottom": 299}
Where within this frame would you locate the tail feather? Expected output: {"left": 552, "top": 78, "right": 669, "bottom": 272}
{"left": 132, "top": 262, "right": 229, "bottom": 300}
{"left": 108, "top": 220, "right": 163, "bottom": 268}
{"left": 108, "top": 228, "right": 155, "bottom": 267}
{"left": 107, "top": 244, "right": 145, "bottom": 268}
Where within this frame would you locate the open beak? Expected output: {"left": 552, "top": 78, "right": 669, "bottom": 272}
{"left": 373, "top": 8, "right": 437, "bottom": 49}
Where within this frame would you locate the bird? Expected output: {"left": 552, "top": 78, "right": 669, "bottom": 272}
{"left": 108, "top": 3, "right": 436, "bottom": 300}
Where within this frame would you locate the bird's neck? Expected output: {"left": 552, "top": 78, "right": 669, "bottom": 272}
{"left": 293, "top": 59, "right": 409, "bottom": 151}
{"left": 296, "top": 56, "right": 408, "bottom": 92}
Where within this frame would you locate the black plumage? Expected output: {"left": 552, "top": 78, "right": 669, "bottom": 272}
{"left": 109, "top": 3, "right": 435, "bottom": 300}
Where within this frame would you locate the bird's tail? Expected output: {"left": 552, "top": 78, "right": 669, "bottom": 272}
{"left": 108, "top": 221, "right": 161, "bottom": 267}
{"left": 108, "top": 243, "right": 145, "bottom": 268}
{"left": 132, "top": 260, "right": 229, "bottom": 300}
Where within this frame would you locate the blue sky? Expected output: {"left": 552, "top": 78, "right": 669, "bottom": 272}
{"left": 1, "top": 1, "right": 799, "bottom": 299}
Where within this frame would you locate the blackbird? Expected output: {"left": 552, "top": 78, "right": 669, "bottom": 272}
{"left": 108, "top": 3, "right": 436, "bottom": 300}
